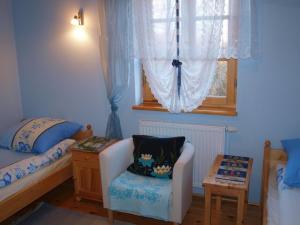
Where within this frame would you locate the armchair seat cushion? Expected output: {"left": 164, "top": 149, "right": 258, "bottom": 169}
{"left": 109, "top": 171, "right": 172, "bottom": 221}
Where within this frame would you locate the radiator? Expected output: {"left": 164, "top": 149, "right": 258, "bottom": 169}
{"left": 139, "top": 120, "right": 226, "bottom": 190}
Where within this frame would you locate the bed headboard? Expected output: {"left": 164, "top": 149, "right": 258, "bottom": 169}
{"left": 261, "top": 140, "right": 287, "bottom": 225}
{"left": 72, "top": 124, "right": 93, "bottom": 141}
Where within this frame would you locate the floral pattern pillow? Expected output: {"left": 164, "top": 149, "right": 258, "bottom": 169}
{"left": 127, "top": 135, "right": 185, "bottom": 179}
{"left": 0, "top": 118, "right": 82, "bottom": 154}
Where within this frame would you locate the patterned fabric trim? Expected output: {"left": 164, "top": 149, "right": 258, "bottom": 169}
{"left": 11, "top": 119, "right": 34, "bottom": 148}
{"left": 109, "top": 171, "right": 172, "bottom": 221}
{"left": 0, "top": 139, "right": 74, "bottom": 188}
{"left": 11, "top": 118, "right": 66, "bottom": 152}
{"left": 277, "top": 163, "right": 290, "bottom": 191}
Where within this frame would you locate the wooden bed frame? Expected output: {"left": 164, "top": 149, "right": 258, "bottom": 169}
{"left": 0, "top": 124, "right": 93, "bottom": 223}
{"left": 261, "top": 140, "right": 288, "bottom": 225}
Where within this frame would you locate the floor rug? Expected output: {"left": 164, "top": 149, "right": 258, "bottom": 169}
{"left": 14, "top": 202, "right": 134, "bottom": 225}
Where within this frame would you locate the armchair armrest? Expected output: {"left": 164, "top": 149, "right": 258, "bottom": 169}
{"left": 99, "top": 138, "right": 134, "bottom": 208}
{"left": 172, "top": 142, "right": 195, "bottom": 223}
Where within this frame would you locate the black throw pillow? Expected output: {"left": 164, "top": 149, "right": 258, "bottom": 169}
{"left": 127, "top": 135, "right": 185, "bottom": 179}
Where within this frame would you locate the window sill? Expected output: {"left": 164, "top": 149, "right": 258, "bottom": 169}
{"left": 132, "top": 103, "right": 237, "bottom": 116}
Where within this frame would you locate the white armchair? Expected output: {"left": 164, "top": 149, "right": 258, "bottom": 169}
{"left": 99, "top": 138, "right": 195, "bottom": 225}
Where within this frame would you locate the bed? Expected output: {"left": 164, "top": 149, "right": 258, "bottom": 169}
{"left": 0, "top": 124, "right": 93, "bottom": 223}
{"left": 261, "top": 140, "right": 300, "bottom": 225}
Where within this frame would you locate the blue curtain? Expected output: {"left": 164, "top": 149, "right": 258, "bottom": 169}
{"left": 98, "top": 0, "right": 132, "bottom": 139}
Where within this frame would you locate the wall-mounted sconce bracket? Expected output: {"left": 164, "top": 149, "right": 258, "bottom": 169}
{"left": 71, "top": 8, "right": 84, "bottom": 26}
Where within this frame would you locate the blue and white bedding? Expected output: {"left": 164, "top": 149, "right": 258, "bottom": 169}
{"left": 0, "top": 150, "right": 34, "bottom": 169}
{"left": 0, "top": 153, "right": 72, "bottom": 201}
{"left": 276, "top": 164, "right": 300, "bottom": 225}
{"left": 0, "top": 139, "right": 75, "bottom": 188}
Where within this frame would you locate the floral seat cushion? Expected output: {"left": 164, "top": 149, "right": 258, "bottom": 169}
{"left": 109, "top": 171, "right": 172, "bottom": 221}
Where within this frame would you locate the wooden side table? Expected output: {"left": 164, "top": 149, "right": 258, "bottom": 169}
{"left": 71, "top": 137, "right": 117, "bottom": 202}
{"left": 203, "top": 155, "right": 253, "bottom": 225}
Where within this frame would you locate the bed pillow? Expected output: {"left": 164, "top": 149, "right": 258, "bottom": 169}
{"left": 127, "top": 135, "right": 185, "bottom": 179}
{"left": 0, "top": 118, "right": 82, "bottom": 154}
{"left": 281, "top": 138, "right": 300, "bottom": 187}
{"left": 0, "top": 119, "right": 30, "bottom": 150}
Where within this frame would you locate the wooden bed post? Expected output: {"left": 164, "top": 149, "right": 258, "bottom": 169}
{"left": 72, "top": 124, "right": 93, "bottom": 141}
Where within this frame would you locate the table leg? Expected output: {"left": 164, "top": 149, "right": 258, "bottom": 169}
{"left": 216, "top": 196, "right": 222, "bottom": 211}
{"left": 215, "top": 196, "right": 222, "bottom": 225}
{"left": 204, "top": 188, "right": 212, "bottom": 225}
{"left": 244, "top": 191, "right": 248, "bottom": 223}
{"left": 237, "top": 192, "right": 246, "bottom": 225}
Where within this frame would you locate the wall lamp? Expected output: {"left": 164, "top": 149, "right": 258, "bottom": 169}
{"left": 71, "top": 8, "right": 84, "bottom": 26}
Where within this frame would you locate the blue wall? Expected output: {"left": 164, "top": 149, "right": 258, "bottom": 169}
{"left": 0, "top": 0, "right": 22, "bottom": 134}
{"left": 13, "top": 0, "right": 300, "bottom": 203}
{"left": 12, "top": 0, "right": 109, "bottom": 135}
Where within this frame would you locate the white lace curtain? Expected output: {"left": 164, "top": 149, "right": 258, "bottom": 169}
{"left": 133, "top": 0, "right": 254, "bottom": 113}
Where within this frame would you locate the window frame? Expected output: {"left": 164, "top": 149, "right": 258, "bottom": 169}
{"left": 132, "top": 58, "right": 238, "bottom": 116}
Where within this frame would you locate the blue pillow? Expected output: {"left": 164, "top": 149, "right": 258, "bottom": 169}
{"left": 281, "top": 138, "right": 300, "bottom": 187}
{"left": 0, "top": 118, "right": 82, "bottom": 154}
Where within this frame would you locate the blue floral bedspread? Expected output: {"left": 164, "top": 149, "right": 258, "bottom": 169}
{"left": 0, "top": 139, "right": 75, "bottom": 188}
{"left": 277, "top": 163, "right": 290, "bottom": 191}
{"left": 109, "top": 171, "right": 172, "bottom": 221}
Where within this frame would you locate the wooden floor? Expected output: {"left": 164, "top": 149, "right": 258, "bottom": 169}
{"left": 4, "top": 180, "right": 261, "bottom": 225}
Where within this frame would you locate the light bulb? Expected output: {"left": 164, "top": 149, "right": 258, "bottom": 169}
{"left": 70, "top": 16, "right": 79, "bottom": 26}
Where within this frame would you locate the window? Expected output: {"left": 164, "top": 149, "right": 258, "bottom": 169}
{"left": 132, "top": 0, "right": 238, "bottom": 116}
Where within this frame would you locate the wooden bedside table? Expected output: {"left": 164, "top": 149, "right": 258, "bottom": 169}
{"left": 203, "top": 154, "right": 253, "bottom": 225}
{"left": 71, "top": 136, "right": 117, "bottom": 202}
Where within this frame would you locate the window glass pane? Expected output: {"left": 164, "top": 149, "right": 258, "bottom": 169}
{"left": 196, "top": 0, "right": 229, "bottom": 17}
{"left": 195, "top": 20, "right": 228, "bottom": 50}
{"left": 195, "top": 20, "right": 223, "bottom": 48}
{"left": 153, "top": 22, "right": 167, "bottom": 43}
{"left": 152, "top": 0, "right": 168, "bottom": 19}
{"left": 152, "top": 0, "right": 176, "bottom": 20}
{"left": 209, "top": 61, "right": 228, "bottom": 97}
{"left": 224, "top": 0, "right": 230, "bottom": 16}
{"left": 152, "top": 22, "right": 176, "bottom": 58}
{"left": 221, "top": 19, "right": 229, "bottom": 48}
